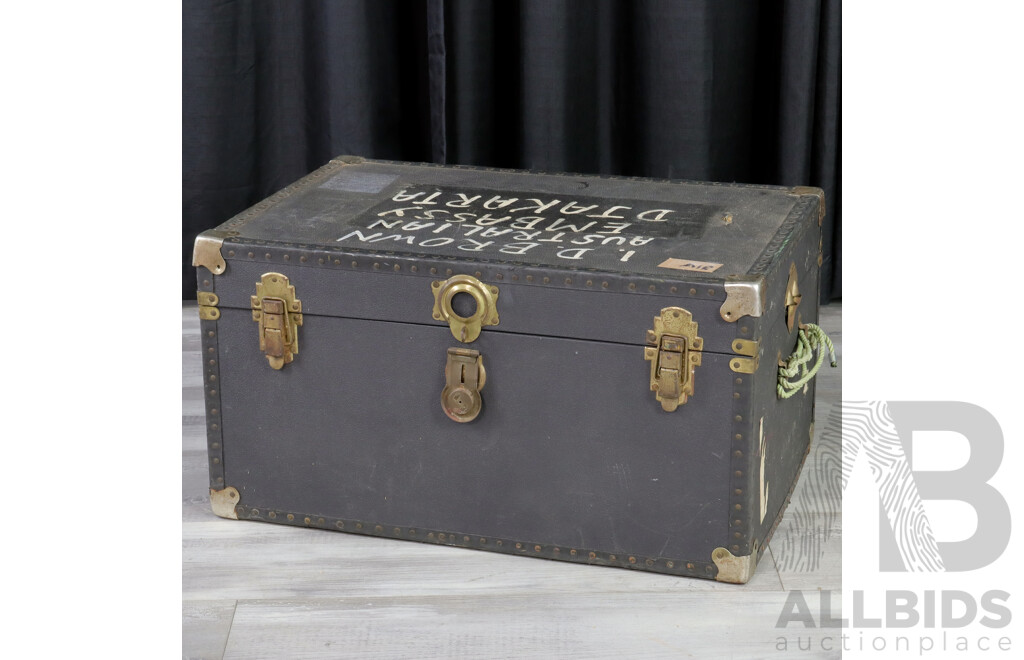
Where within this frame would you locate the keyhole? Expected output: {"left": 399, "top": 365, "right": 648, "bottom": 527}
{"left": 448, "top": 389, "right": 472, "bottom": 415}
{"left": 451, "top": 292, "right": 477, "bottom": 318}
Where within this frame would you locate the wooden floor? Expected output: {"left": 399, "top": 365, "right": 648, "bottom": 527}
{"left": 183, "top": 303, "right": 842, "bottom": 659}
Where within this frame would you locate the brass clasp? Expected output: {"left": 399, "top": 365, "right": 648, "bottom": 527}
{"left": 644, "top": 307, "right": 703, "bottom": 412}
{"left": 251, "top": 273, "right": 303, "bottom": 370}
{"left": 442, "top": 348, "right": 486, "bottom": 423}
{"left": 431, "top": 274, "right": 499, "bottom": 343}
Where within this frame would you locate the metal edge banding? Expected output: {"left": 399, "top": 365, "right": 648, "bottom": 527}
{"left": 200, "top": 317, "right": 226, "bottom": 488}
{"left": 725, "top": 330, "right": 757, "bottom": 577}
{"left": 228, "top": 504, "right": 722, "bottom": 579}
{"left": 332, "top": 155, "right": 366, "bottom": 165}
{"left": 197, "top": 276, "right": 227, "bottom": 490}
{"left": 216, "top": 241, "right": 733, "bottom": 300}
{"left": 216, "top": 159, "right": 348, "bottom": 234}
{"left": 352, "top": 156, "right": 791, "bottom": 194}
{"left": 789, "top": 186, "right": 826, "bottom": 225}
{"left": 749, "top": 196, "right": 817, "bottom": 276}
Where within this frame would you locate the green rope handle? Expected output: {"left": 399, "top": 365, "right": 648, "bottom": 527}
{"left": 777, "top": 323, "right": 837, "bottom": 399}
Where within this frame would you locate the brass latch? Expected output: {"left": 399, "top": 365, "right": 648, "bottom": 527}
{"left": 431, "top": 274, "right": 499, "bottom": 343}
{"left": 644, "top": 307, "right": 703, "bottom": 412}
{"left": 442, "top": 347, "right": 486, "bottom": 423}
{"left": 251, "top": 272, "right": 303, "bottom": 370}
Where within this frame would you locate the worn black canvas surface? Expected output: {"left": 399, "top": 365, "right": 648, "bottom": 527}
{"left": 195, "top": 157, "right": 823, "bottom": 582}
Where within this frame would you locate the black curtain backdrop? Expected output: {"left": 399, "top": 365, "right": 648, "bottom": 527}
{"left": 183, "top": 0, "right": 840, "bottom": 301}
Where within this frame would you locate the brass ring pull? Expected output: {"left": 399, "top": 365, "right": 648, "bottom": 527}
{"left": 431, "top": 274, "right": 500, "bottom": 343}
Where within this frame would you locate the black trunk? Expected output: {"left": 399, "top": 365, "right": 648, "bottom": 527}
{"left": 194, "top": 156, "right": 824, "bottom": 582}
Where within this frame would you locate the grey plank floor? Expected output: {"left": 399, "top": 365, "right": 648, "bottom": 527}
{"left": 183, "top": 303, "right": 842, "bottom": 659}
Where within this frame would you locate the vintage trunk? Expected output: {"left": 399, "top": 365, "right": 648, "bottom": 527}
{"left": 192, "top": 156, "right": 827, "bottom": 583}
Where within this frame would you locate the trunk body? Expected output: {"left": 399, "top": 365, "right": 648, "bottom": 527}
{"left": 194, "top": 156, "right": 824, "bottom": 582}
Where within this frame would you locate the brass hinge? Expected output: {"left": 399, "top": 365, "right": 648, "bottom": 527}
{"left": 644, "top": 307, "right": 703, "bottom": 412}
{"left": 251, "top": 273, "right": 303, "bottom": 370}
{"left": 730, "top": 339, "right": 760, "bottom": 374}
{"left": 442, "top": 348, "right": 486, "bottom": 423}
{"left": 197, "top": 292, "right": 220, "bottom": 321}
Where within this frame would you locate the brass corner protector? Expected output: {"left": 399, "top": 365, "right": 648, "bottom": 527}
{"left": 720, "top": 276, "right": 765, "bottom": 323}
{"left": 730, "top": 338, "right": 760, "bottom": 374}
{"left": 193, "top": 231, "right": 232, "bottom": 276}
{"left": 712, "top": 546, "right": 757, "bottom": 584}
{"left": 210, "top": 486, "right": 240, "bottom": 519}
{"left": 197, "top": 292, "right": 220, "bottom": 321}
{"left": 789, "top": 186, "right": 826, "bottom": 226}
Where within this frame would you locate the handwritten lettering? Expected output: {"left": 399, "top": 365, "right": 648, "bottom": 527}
{"left": 335, "top": 185, "right": 711, "bottom": 264}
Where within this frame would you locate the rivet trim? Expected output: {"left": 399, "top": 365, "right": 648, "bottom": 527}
{"left": 200, "top": 316, "right": 225, "bottom": 488}
{"left": 211, "top": 241, "right": 739, "bottom": 298}
{"left": 223, "top": 506, "right": 719, "bottom": 578}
